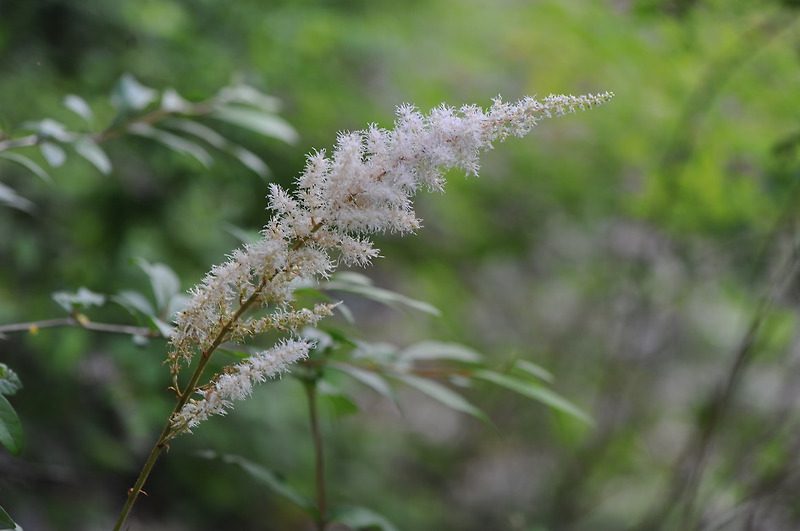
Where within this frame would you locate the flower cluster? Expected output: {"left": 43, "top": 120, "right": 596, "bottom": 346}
{"left": 167, "top": 91, "right": 614, "bottom": 434}
{"left": 169, "top": 339, "right": 312, "bottom": 434}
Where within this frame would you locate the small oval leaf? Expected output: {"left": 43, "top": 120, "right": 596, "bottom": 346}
{"left": 0, "top": 152, "right": 52, "bottom": 184}
{"left": 0, "top": 394, "right": 24, "bottom": 456}
{"left": 63, "top": 94, "right": 94, "bottom": 123}
{"left": 39, "top": 141, "right": 66, "bottom": 168}
{"left": 112, "top": 73, "right": 158, "bottom": 111}
{"left": 73, "top": 139, "right": 112, "bottom": 175}
{"left": 0, "top": 182, "right": 35, "bottom": 213}
{"left": 0, "top": 364, "right": 22, "bottom": 396}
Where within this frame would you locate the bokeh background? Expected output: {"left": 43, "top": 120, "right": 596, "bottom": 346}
{"left": 2, "top": 0, "right": 800, "bottom": 529}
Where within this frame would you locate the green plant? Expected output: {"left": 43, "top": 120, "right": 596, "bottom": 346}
{"left": 0, "top": 80, "right": 613, "bottom": 530}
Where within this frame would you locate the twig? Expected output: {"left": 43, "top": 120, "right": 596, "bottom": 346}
{"left": 0, "top": 317, "right": 157, "bottom": 338}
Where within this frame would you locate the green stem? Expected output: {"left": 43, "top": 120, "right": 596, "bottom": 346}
{"left": 113, "top": 277, "right": 271, "bottom": 530}
{"left": 305, "top": 380, "right": 328, "bottom": 530}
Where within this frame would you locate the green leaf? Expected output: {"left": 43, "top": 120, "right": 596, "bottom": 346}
{"left": 329, "top": 362, "right": 398, "bottom": 406}
{"left": 39, "top": 141, "right": 66, "bottom": 168}
{"left": 392, "top": 373, "right": 488, "bottom": 422}
{"left": 136, "top": 259, "right": 181, "bottom": 314}
{"left": 321, "top": 273, "right": 439, "bottom": 316}
{"left": 400, "top": 341, "right": 483, "bottom": 363}
{"left": 73, "top": 139, "right": 111, "bottom": 175}
{"left": 210, "top": 106, "right": 299, "bottom": 144}
{"left": 0, "top": 183, "right": 34, "bottom": 213}
{"left": 229, "top": 145, "right": 270, "bottom": 177}
{"left": 0, "top": 505, "right": 19, "bottom": 530}
{"left": 511, "top": 359, "right": 553, "bottom": 383}
{"left": 63, "top": 94, "right": 94, "bottom": 124}
{"left": 24, "top": 118, "right": 71, "bottom": 141}
{"left": 163, "top": 117, "right": 228, "bottom": 148}
{"left": 113, "top": 290, "right": 155, "bottom": 318}
{"left": 52, "top": 287, "right": 106, "bottom": 312}
{"left": 474, "top": 370, "right": 592, "bottom": 424}
{"left": 330, "top": 504, "right": 400, "bottom": 531}
{"left": 0, "top": 152, "right": 53, "bottom": 183}
{"left": 161, "top": 118, "right": 270, "bottom": 177}
{"left": 149, "top": 316, "right": 175, "bottom": 339}
{"left": 160, "top": 88, "right": 190, "bottom": 113}
{"left": 0, "top": 394, "right": 23, "bottom": 456}
{"left": 216, "top": 84, "right": 282, "bottom": 112}
{"left": 127, "top": 123, "right": 212, "bottom": 167}
{"left": 112, "top": 73, "right": 157, "bottom": 111}
{"left": 197, "top": 451, "right": 314, "bottom": 511}
{"left": 0, "top": 364, "right": 22, "bottom": 396}
{"left": 317, "top": 379, "right": 360, "bottom": 417}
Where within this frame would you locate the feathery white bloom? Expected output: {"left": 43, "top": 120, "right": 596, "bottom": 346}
{"left": 166, "top": 92, "right": 613, "bottom": 432}
{"left": 170, "top": 339, "right": 312, "bottom": 434}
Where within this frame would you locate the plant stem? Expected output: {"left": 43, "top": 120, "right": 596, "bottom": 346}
{"left": 305, "top": 380, "right": 328, "bottom": 530}
{"left": 113, "top": 277, "right": 271, "bottom": 529}
{"left": 0, "top": 316, "right": 157, "bottom": 337}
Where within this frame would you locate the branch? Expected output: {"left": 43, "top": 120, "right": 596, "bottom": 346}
{"left": 0, "top": 317, "right": 158, "bottom": 338}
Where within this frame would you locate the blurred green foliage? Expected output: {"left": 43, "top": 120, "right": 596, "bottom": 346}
{"left": 2, "top": 0, "right": 800, "bottom": 529}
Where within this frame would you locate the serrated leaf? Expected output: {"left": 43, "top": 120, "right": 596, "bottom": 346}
{"left": 329, "top": 362, "right": 398, "bottom": 406}
{"left": 0, "top": 364, "right": 22, "bottom": 396}
{"left": 330, "top": 505, "right": 399, "bottom": 531}
{"left": 63, "top": 94, "right": 94, "bottom": 123}
{"left": 73, "top": 139, "right": 111, "bottom": 175}
{"left": 112, "top": 73, "right": 157, "bottom": 111}
{"left": 127, "top": 123, "right": 212, "bottom": 167}
{"left": 0, "top": 182, "right": 34, "bottom": 213}
{"left": 474, "top": 370, "right": 591, "bottom": 423}
{"left": 210, "top": 107, "right": 299, "bottom": 144}
{"left": 136, "top": 259, "right": 181, "bottom": 313}
{"left": 392, "top": 373, "right": 488, "bottom": 422}
{"left": 198, "top": 451, "right": 314, "bottom": 511}
{"left": 400, "top": 341, "right": 483, "bottom": 363}
{"left": 0, "top": 152, "right": 52, "bottom": 184}
{"left": 0, "top": 394, "right": 23, "bottom": 456}
{"left": 39, "top": 141, "right": 66, "bottom": 167}
{"left": 0, "top": 505, "right": 18, "bottom": 530}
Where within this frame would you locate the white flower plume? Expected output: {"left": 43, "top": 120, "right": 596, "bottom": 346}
{"left": 167, "top": 91, "right": 613, "bottom": 433}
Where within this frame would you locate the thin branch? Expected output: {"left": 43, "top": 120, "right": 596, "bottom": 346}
{"left": 0, "top": 317, "right": 157, "bottom": 338}
{"left": 305, "top": 380, "right": 328, "bottom": 530}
